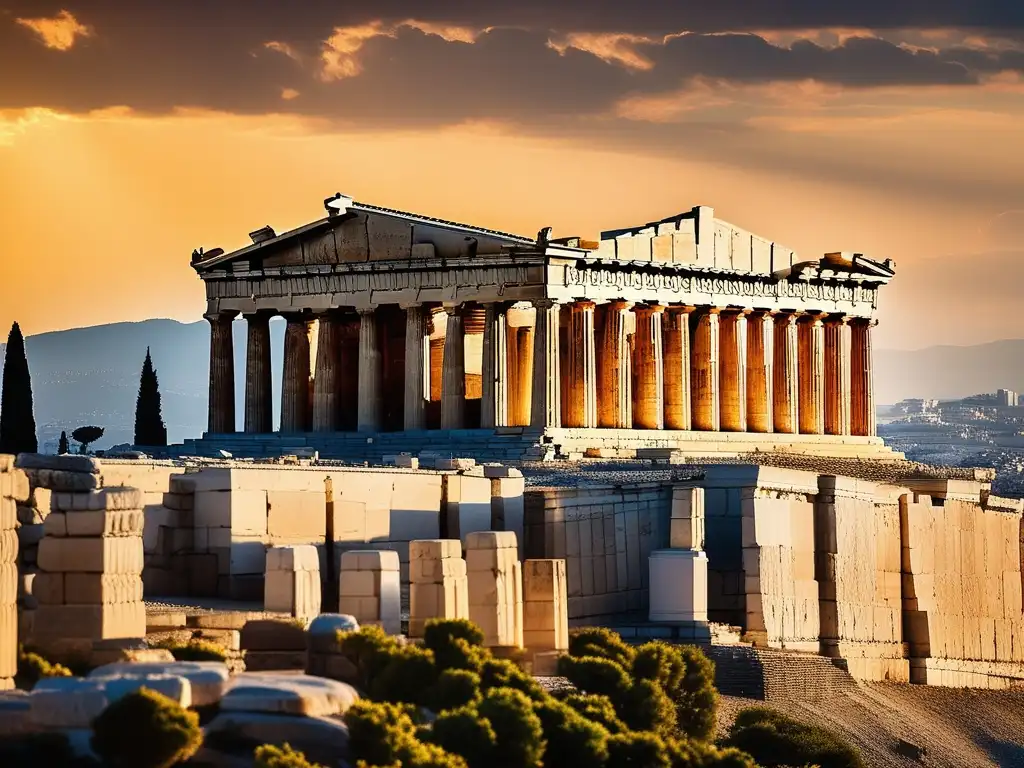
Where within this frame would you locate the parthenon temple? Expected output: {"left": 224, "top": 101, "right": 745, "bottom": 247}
{"left": 188, "top": 194, "right": 897, "bottom": 461}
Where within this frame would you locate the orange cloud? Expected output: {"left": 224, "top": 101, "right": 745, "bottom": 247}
{"left": 15, "top": 9, "right": 92, "bottom": 51}
{"left": 264, "top": 40, "right": 302, "bottom": 62}
{"left": 402, "top": 19, "right": 483, "bottom": 44}
{"left": 547, "top": 32, "right": 657, "bottom": 71}
{"left": 281, "top": 88, "right": 300, "bottom": 101}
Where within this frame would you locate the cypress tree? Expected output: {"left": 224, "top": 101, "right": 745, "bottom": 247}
{"left": 0, "top": 322, "right": 38, "bottom": 454}
{"left": 134, "top": 347, "right": 167, "bottom": 447}
{"left": 58, "top": 430, "right": 69, "bottom": 455}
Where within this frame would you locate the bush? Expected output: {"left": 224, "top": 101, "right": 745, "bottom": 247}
{"left": 606, "top": 731, "right": 672, "bottom": 768}
{"left": 671, "top": 646, "right": 718, "bottom": 743}
{"left": 667, "top": 738, "right": 757, "bottom": 768}
{"left": 425, "top": 668, "right": 482, "bottom": 712}
{"left": 479, "top": 658, "right": 544, "bottom": 700}
{"left": 91, "top": 688, "right": 202, "bottom": 768}
{"left": 151, "top": 638, "right": 227, "bottom": 662}
{"left": 338, "top": 625, "right": 402, "bottom": 692}
{"left": 724, "top": 707, "right": 863, "bottom": 768}
{"left": 370, "top": 645, "right": 439, "bottom": 704}
{"left": 15, "top": 649, "right": 72, "bottom": 689}
{"left": 423, "top": 620, "right": 486, "bottom": 673}
{"left": 476, "top": 687, "right": 546, "bottom": 768}
{"left": 345, "top": 700, "right": 467, "bottom": 768}
{"left": 557, "top": 655, "right": 633, "bottom": 701}
{"left": 568, "top": 627, "right": 637, "bottom": 669}
{"left": 254, "top": 743, "right": 325, "bottom": 768}
{"left": 534, "top": 695, "right": 610, "bottom": 766}
{"left": 618, "top": 678, "right": 677, "bottom": 738}
{"left": 430, "top": 707, "right": 498, "bottom": 767}
{"left": 561, "top": 693, "right": 627, "bottom": 734}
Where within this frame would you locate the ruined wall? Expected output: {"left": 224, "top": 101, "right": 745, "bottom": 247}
{"left": 524, "top": 482, "right": 670, "bottom": 620}
{"left": 0, "top": 456, "right": 27, "bottom": 689}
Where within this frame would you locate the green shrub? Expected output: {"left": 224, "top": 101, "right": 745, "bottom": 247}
{"left": 15, "top": 650, "right": 72, "bottom": 689}
{"left": 633, "top": 642, "right": 685, "bottom": 695}
{"left": 568, "top": 627, "right": 636, "bottom": 669}
{"left": 618, "top": 678, "right": 677, "bottom": 738}
{"left": 151, "top": 638, "right": 227, "bottom": 662}
{"left": 430, "top": 707, "right": 497, "bottom": 768}
{"left": 90, "top": 688, "right": 203, "bottom": 768}
{"left": 557, "top": 655, "right": 633, "bottom": 700}
{"left": 425, "top": 668, "right": 482, "bottom": 712}
{"left": 254, "top": 743, "right": 326, "bottom": 768}
{"left": 370, "top": 645, "right": 439, "bottom": 704}
{"left": 338, "top": 626, "right": 402, "bottom": 692}
{"left": 478, "top": 658, "right": 544, "bottom": 700}
{"left": 422, "top": 620, "right": 486, "bottom": 674}
{"left": 345, "top": 700, "right": 418, "bottom": 766}
{"left": 724, "top": 707, "right": 863, "bottom": 768}
{"left": 606, "top": 731, "right": 672, "bottom": 768}
{"left": 561, "top": 693, "right": 627, "bottom": 733}
{"left": 476, "top": 687, "right": 546, "bottom": 768}
{"left": 671, "top": 646, "right": 718, "bottom": 743}
{"left": 666, "top": 738, "right": 757, "bottom": 768}
{"left": 534, "top": 695, "right": 610, "bottom": 766}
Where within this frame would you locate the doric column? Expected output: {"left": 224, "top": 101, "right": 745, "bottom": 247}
{"left": 312, "top": 313, "right": 341, "bottom": 431}
{"left": 481, "top": 303, "right": 509, "bottom": 429}
{"left": 798, "top": 313, "right": 826, "bottom": 434}
{"left": 597, "top": 301, "right": 631, "bottom": 429}
{"left": 441, "top": 306, "right": 466, "bottom": 429}
{"left": 565, "top": 301, "right": 597, "bottom": 428}
{"left": 851, "top": 318, "right": 877, "bottom": 437}
{"left": 746, "top": 311, "right": 774, "bottom": 433}
{"left": 663, "top": 306, "right": 693, "bottom": 431}
{"left": 243, "top": 311, "right": 273, "bottom": 434}
{"left": 824, "top": 315, "right": 852, "bottom": 436}
{"left": 281, "top": 314, "right": 313, "bottom": 433}
{"left": 530, "top": 299, "right": 561, "bottom": 429}
{"left": 403, "top": 304, "right": 427, "bottom": 431}
{"left": 632, "top": 304, "right": 665, "bottom": 430}
{"left": 719, "top": 310, "right": 749, "bottom": 432}
{"left": 357, "top": 308, "right": 382, "bottom": 432}
{"left": 772, "top": 312, "right": 799, "bottom": 434}
{"left": 206, "top": 312, "right": 236, "bottom": 434}
{"left": 691, "top": 309, "right": 721, "bottom": 431}
{"left": 508, "top": 326, "right": 534, "bottom": 427}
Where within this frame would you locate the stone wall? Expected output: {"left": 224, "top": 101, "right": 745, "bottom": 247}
{"left": 0, "top": 456, "right": 27, "bottom": 689}
{"left": 524, "top": 482, "right": 670, "bottom": 620}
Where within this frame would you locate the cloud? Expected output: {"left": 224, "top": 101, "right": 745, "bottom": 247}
{"left": 15, "top": 9, "right": 91, "bottom": 51}
{"left": 548, "top": 32, "right": 658, "bottom": 71}
{"left": 319, "top": 22, "right": 396, "bottom": 80}
{"left": 281, "top": 88, "right": 300, "bottom": 101}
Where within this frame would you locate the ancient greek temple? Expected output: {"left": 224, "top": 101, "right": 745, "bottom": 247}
{"left": 189, "top": 194, "right": 897, "bottom": 460}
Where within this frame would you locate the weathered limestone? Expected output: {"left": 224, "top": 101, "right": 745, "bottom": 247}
{"left": 691, "top": 309, "right": 720, "bottom": 431}
{"left": 823, "top": 316, "right": 852, "bottom": 436}
{"left": 441, "top": 306, "right": 467, "bottom": 429}
{"left": 746, "top": 311, "right": 774, "bottom": 433}
{"left": 403, "top": 305, "right": 427, "bottom": 431}
{"left": 305, "top": 613, "right": 360, "bottom": 682}
{"left": 772, "top": 312, "right": 799, "bottom": 434}
{"left": 632, "top": 304, "right": 665, "bottom": 430}
{"left": 507, "top": 326, "right": 534, "bottom": 427}
{"left": 409, "top": 539, "right": 468, "bottom": 638}
{"left": 264, "top": 545, "right": 321, "bottom": 619}
{"left": 281, "top": 315, "right": 313, "bottom": 433}
{"left": 851, "top": 319, "right": 876, "bottom": 437}
{"left": 565, "top": 301, "right": 598, "bottom": 428}
{"left": 650, "top": 487, "right": 709, "bottom": 626}
{"left": 244, "top": 312, "right": 273, "bottom": 434}
{"left": 466, "top": 531, "right": 523, "bottom": 648}
{"left": 597, "top": 301, "right": 631, "bottom": 429}
{"left": 663, "top": 306, "right": 692, "bottom": 431}
{"left": 798, "top": 314, "right": 825, "bottom": 435}
{"left": 0, "top": 458, "right": 23, "bottom": 689}
{"left": 719, "top": 310, "right": 748, "bottom": 432}
{"left": 338, "top": 550, "right": 401, "bottom": 635}
{"left": 357, "top": 308, "right": 382, "bottom": 432}
{"left": 206, "top": 312, "right": 236, "bottom": 433}
{"left": 522, "top": 559, "right": 568, "bottom": 674}
{"left": 480, "top": 303, "right": 508, "bottom": 429}
{"left": 530, "top": 299, "right": 561, "bottom": 429}
{"left": 312, "top": 313, "right": 342, "bottom": 432}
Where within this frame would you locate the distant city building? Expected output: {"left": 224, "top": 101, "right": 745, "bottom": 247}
{"left": 997, "top": 389, "right": 1018, "bottom": 407}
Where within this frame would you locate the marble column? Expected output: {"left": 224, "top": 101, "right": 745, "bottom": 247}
{"left": 691, "top": 309, "right": 720, "bottom": 431}
{"left": 719, "top": 310, "right": 749, "bottom": 432}
{"left": 824, "top": 315, "right": 852, "bottom": 436}
{"left": 441, "top": 306, "right": 466, "bottom": 429}
{"left": 244, "top": 311, "right": 273, "bottom": 434}
{"left": 481, "top": 303, "right": 509, "bottom": 429}
{"left": 851, "top": 318, "right": 877, "bottom": 437}
{"left": 280, "top": 314, "right": 313, "bottom": 433}
{"left": 403, "top": 304, "right": 427, "bottom": 431}
{"left": 597, "top": 301, "right": 631, "bottom": 429}
{"left": 206, "top": 312, "right": 236, "bottom": 434}
{"left": 746, "top": 311, "right": 774, "bottom": 434}
{"left": 798, "top": 313, "right": 825, "bottom": 435}
{"left": 772, "top": 313, "right": 799, "bottom": 434}
{"left": 663, "top": 306, "right": 693, "bottom": 431}
{"left": 312, "top": 313, "right": 341, "bottom": 431}
{"left": 357, "top": 308, "right": 382, "bottom": 432}
{"left": 565, "top": 301, "right": 598, "bottom": 428}
{"left": 530, "top": 299, "right": 561, "bottom": 429}
{"left": 509, "top": 326, "right": 534, "bottom": 427}
{"left": 632, "top": 304, "right": 665, "bottom": 430}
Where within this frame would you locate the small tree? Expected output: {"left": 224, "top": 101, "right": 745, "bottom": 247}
{"left": 134, "top": 347, "right": 167, "bottom": 447}
{"left": 57, "top": 431, "right": 69, "bottom": 455}
{"left": 0, "top": 322, "right": 38, "bottom": 454}
{"left": 91, "top": 687, "right": 203, "bottom": 768}
{"left": 71, "top": 425, "right": 104, "bottom": 455}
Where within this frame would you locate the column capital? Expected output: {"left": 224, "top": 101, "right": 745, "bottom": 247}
{"left": 721, "top": 307, "right": 752, "bottom": 318}
{"left": 603, "top": 299, "right": 633, "bottom": 311}
{"left": 398, "top": 301, "right": 423, "bottom": 310}
{"left": 357, "top": 306, "right": 377, "bottom": 316}
{"left": 531, "top": 298, "right": 561, "bottom": 310}
{"left": 242, "top": 309, "right": 275, "bottom": 323}
{"left": 570, "top": 300, "right": 597, "bottom": 311}
{"left": 665, "top": 304, "right": 696, "bottom": 315}
{"left": 633, "top": 303, "right": 666, "bottom": 316}
{"left": 850, "top": 316, "right": 879, "bottom": 327}
{"left": 824, "top": 313, "right": 851, "bottom": 326}
{"left": 798, "top": 311, "right": 827, "bottom": 326}
{"left": 204, "top": 310, "right": 237, "bottom": 324}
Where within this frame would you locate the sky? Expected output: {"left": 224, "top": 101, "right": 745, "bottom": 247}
{"left": 1, "top": 2, "right": 1023, "bottom": 351}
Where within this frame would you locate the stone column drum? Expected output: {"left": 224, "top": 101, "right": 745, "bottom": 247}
{"left": 466, "top": 531, "right": 523, "bottom": 648}
{"left": 206, "top": 312, "right": 236, "bottom": 434}
{"left": 523, "top": 559, "right": 569, "bottom": 675}
{"left": 409, "top": 539, "right": 469, "bottom": 638}
{"left": 243, "top": 312, "right": 273, "bottom": 434}
{"left": 565, "top": 301, "right": 597, "bottom": 428}
{"left": 481, "top": 303, "right": 508, "bottom": 429}
{"left": 632, "top": 305, "right": 665, "bottom": 430}
{"left": 824, "top": 315, "right": 852, "bottom": 436}
{"left": 312, "top": 313, "right": 342, "bottom": 432}
{"left": 338, "top": 550, "right": 401, "bottom": 635}
{"left": 746, "top": 310, "right": 774, "bottom": 433}
{"left": 441, "top": 307, "right": 467, "bottom": 429}
{"left": 530, "top": 299, "right": 561, "bottom": 429}
{"left": 691, "top": 309, "right": 721, "bottom": 431}
{"left": 719, "top": 310, "right": 748, "bottom": 432}
{"left": 265, "top": 545, "right": 321, "bottom": 620}
{"left": 851, "top": 319, "right": 877, "bottom": 437}
{"left": 663, "top": 306, "right": 693, "bottom": 431}
{"left": 357, "top": 308, "right": 383, "bottom": 432}
{"left": 403, "top": 304, "right": 427, "bottom": 431}
{"left": 280, "top": 314, "right": 313, "bottom": 433}
{"left": 798, "top": 314, "right": 825, "bottom": 435}
{"left": 773, "top": 312, "right": 799, "bottom": 434}
{"left": 597, "top": 301, "right": 631, "bottom": 429}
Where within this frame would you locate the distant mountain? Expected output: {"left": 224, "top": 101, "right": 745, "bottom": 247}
{"left": 2, "top": 318, "right": 1022, "bottom": 449}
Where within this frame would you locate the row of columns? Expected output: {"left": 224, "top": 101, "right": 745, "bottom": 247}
{"left": 206, "top": 300, "right": 876, "bottom": 438}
